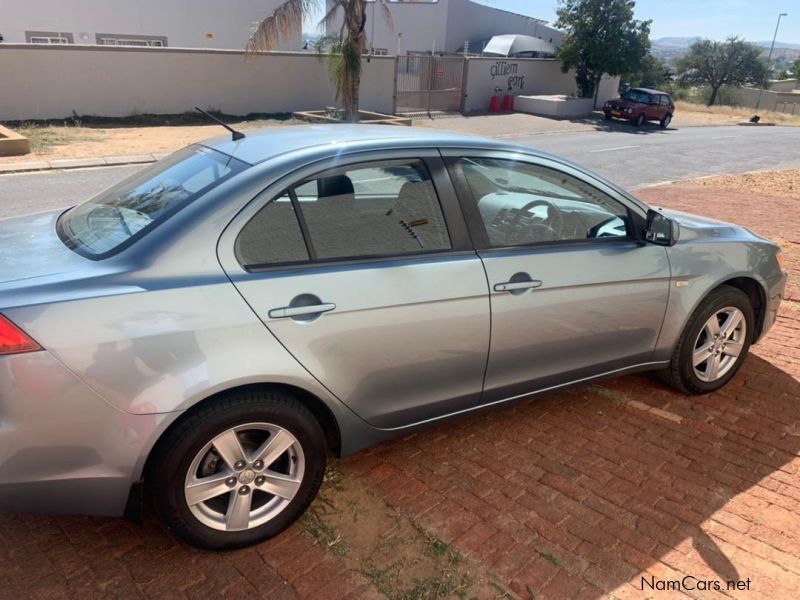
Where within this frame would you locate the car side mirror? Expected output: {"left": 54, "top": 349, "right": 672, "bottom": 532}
{"left": 644, "top": 209, "right": 677, "bottom": 246}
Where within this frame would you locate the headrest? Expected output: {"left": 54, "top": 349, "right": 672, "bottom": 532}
{"left": 317, "top": 175, "right": 354, "bottom": 198}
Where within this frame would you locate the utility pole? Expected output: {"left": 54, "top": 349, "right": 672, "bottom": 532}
{"left": 755, "top": 12, "right": 788, "bottom": 113}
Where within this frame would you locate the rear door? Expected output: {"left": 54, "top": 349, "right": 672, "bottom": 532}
{"left": 646, "top": 94, "right": 662, "bottom": 120}
{"left": 218, "top": 151, "right": 490, "bottom": 429}
{"left": 444, "top": 151, "right": 671, "bottom": 403}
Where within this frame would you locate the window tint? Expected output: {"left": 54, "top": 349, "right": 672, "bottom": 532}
{"left": 236, "top": 193, "right": 309, "bottom": 266}
{"left": 660, "top": 95, "right": 670, "bottom": 107}
{"left": 58, "top": 146, "right": 248, "bottom": 258}
{"left": 298, "top": 159, "right": 450, "bottom": 260}
{"left": 622, "top": 89, "right": 650, "bottom": 104}
{"left": 459, "top": 158, "right": 630, "bottom": 247}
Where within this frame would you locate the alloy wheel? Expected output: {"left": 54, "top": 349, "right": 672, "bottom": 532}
{"left": 184, "top": 423, "right": 305, "bottom": 531}
{"left": 692, "top": 307, "right": 746, "bottom": 383}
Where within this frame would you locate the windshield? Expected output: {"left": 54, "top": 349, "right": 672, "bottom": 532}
{"left": 58, "top": 146, "right": 248, "bottom": 258}
{"left": 622, "top": 89, "right": 651, "bottom": 104}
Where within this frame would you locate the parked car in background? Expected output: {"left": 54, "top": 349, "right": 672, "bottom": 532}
{"left": 0, "top": 126, "right": 786, "bottom": 550}
{"left": 604, "top": 87, "right": 675, "bottom": 128}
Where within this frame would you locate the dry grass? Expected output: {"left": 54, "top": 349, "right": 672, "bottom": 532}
{"left": 0, "top": 116, "right": 303, "bottom": 164}
{"left": 675, "top": 101, "right": 800, "bottom": 126}
{"left": 690, "top": 169, "right": 800, "bottom": 198}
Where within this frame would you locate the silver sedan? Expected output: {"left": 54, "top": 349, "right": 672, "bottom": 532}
{"left": 0, "top": 126, "right": 787, "bottom": 549}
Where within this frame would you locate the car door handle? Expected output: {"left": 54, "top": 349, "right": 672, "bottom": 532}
{"left": 268, "top": 303, "right": 336, "bottom": 319}
{"left": 493, "top": 280, "right": 543, "bottom": 292}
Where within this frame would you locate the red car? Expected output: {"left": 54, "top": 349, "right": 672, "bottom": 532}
{"left": 603, "top": 87, "right": 674, "bottom": 129}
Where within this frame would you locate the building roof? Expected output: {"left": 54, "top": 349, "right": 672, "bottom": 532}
{"left": 483, "top": 34, "right": 557, "bottom": 56}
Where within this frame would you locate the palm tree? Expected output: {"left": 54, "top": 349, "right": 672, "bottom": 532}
{"left": 246, "top": 0, "right": 391, "bottom": 122}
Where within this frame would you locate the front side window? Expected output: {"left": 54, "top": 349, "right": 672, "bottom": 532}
{"left": 58, "top": 146, "right": 248, "bottom": 258}
{"left": 459, "top": 158, "right": 630, "bottom": 247}
{"left": 622, "top": 89, "right": 651, "bottom": 104}
{"left": 237, "top": 159, "right": 451, "bottom": 267}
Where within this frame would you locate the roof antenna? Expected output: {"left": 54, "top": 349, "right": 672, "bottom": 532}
{"left": 194, "top": 106, "right": 245, "bottom": 141}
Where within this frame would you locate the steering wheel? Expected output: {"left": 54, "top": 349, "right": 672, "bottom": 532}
{"left": 508, "top": 199, "right": 563, "bottom": 241}
{"left": 586, "top": 215, "right": 624, "bottom": 238}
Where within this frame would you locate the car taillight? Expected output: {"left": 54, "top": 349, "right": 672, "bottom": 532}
{"left": 0, "top": 315, "right": 41, "bottom": 355}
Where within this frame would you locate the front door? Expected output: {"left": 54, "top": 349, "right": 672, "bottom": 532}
{"left": 219, "top": 153, "right": 490, "bottom": 429}
{"left": 445, "top": 152, "right": 671, "bottom": 403}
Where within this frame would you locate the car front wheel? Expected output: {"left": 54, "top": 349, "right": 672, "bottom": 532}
{"left": 634, "top": 113, "right": 646, "bottom": 127}
{"left": 658, "top": 285, "right": 754, "bottom": 394}
{"left": 150, "top": 389, "right": 326, "bottom": 550}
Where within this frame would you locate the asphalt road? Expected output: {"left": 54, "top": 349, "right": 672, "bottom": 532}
{"left": 2, "top": 124, "right": 800, "bottom": 220}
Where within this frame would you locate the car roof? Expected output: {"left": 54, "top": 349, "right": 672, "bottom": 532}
{"left": 630, "top": 87, "right": 668, "bottom": 95}
{"left": 200, "top": 124, "right": 516, "bottom": 165}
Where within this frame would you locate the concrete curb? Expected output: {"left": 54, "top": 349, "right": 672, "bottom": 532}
{"left": 0, "top": 153, "right": 169, "bottom": 175}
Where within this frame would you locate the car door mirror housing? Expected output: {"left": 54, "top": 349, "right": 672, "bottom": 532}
{"left": 644, "top": 209, "right": 678, "bottom": 246}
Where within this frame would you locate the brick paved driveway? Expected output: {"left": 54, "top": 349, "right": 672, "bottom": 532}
{"left": 1, "top": 182, "right": 798, "bottom": 599}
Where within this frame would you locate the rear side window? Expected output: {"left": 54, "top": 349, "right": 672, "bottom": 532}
{"left": 58, "top": 146, "right": 248, "bottom": 258}
{"left": 660, "top": 95, "right": 670, "bottom": 107}
{"left": 235, "top": 193, "right": 310, "bottom": 265}
{"left": 236, "top": 159, "right": 451, "bottom": 267}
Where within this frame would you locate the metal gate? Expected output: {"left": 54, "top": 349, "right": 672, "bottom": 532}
{"left": 395, "top": 55, "right": 466, "bottom": 115}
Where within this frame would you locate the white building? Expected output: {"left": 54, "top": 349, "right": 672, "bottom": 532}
{"left": 327, "top": 0, "right": 563, "bottom": 55}
{"left": 0, "top": 0, "right": 299, "bottom": 50}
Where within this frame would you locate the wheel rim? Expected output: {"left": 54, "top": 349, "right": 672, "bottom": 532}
{"left": 692, "top": 307, "right": 746, "bottom": 383}
{"left": 637, "top": 114, "right": 644, "bottom": 126}
{"left": 184, "top": 423, "right": 305, "bottom": 532}
{"left": 664, "top": 115, "right": 671, "bottom": 127}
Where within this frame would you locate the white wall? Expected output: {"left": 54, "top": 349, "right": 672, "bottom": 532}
{"left": 327, "top": 0, "right": 561, "bottom": 55}
{"left": 463, "top": 58, "right": 620, "bottom": 113}
{"left": 0, "top": 0, "right": 299, "bottom": 50}
{"left": 358, "top": 0, "right": 450, "bottom": 55}
{"left": 0, "top": 45, "right": 395, "bottom": 121}
{"left": 444, "top": 0, "right": 563, "bottom": 54}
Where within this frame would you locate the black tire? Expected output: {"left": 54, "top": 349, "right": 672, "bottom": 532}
{"left": 604, "top": 112, "right": 612, "bottom": 120}
{"left": 660, "top": 113, "right": 672, "bottom": 129}
{"left": 150, "top": 389, "right": 326, "bottom": 550}
{"left": 657, "top": 285, "right": 754, "bottom": 394}
{"left": 634, "top": 113, "right": 646, "bottom": 127}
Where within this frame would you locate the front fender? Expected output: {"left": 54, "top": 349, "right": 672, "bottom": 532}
{"left": 653, "top": 239, "right": 781, "bottom": 361}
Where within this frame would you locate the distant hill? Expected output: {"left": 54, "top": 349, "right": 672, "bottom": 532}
{"left": 651, "top": 37, "right": 700, "bottom": 48}
{"left": 651, "top": 37, "right": 800, "bottom": 70}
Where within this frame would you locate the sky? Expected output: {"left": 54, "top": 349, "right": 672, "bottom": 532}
{"left": 304, "top": 1, "right": 799, "bottom": 44}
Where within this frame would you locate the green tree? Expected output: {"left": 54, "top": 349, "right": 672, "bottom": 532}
{"left": 792, "top": 56, "right": 800, "bottom": 78}
{"left": 627, "top": 54, "right": 672, "bottom": 89}
{"left": 675, "top": 37, "right": 766, "bottom": 106}
{"left": 246, "top": 0, "right": 391, "bottom": 121}
{"left": 555, "top": 0, "right": 651, "bottom": 101}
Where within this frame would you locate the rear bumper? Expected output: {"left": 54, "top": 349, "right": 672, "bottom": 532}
{"left": 0, "top": 351, "right": 163, "bottom": 517}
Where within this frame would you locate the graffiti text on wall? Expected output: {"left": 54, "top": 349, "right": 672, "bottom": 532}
{"left": 490, "top": 61, "right": 525, "bottom": 91}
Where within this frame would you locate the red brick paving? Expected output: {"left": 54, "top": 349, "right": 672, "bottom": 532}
{"left": 1, "top": 182, "right": 798, "bottom": 599}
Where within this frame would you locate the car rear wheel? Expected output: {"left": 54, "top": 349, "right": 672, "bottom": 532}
{"left": 634, "top": 113, "right": 646, "bottom": 127}
{"left": 150, "top": 389, "right": 326, "bottom": 550}
{"left": 660, "top": 113, "right": 672, "bottom": 129}
{"left": 657, "top": 285, "right": 754, "bottom": 394}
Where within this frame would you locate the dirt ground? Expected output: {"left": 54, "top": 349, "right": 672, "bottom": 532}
{"left": 689, "top": 169, "right": 800, "bottom": 199}
{"left": 673, "top": 101, "right": 800, "bottom": 127}
{"left": 1, "top": 172, "right": 798, "bottom": 599}
{"left": 4, "top": 103, "right": 798, "bottom": 166}
{"left": 3, "top": 117, "right": 304, "bottom": 165}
